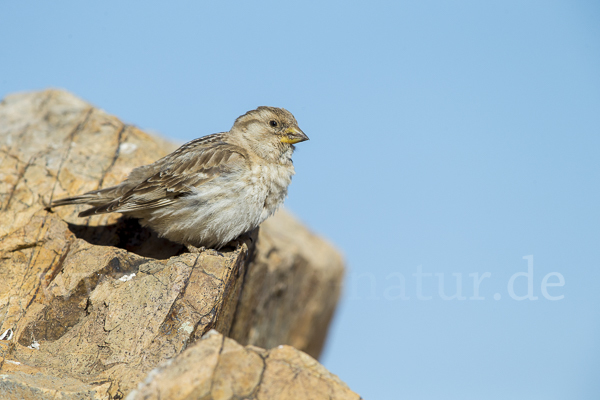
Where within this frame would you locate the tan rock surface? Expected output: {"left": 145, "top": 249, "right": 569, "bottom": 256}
{"left": 0, "top": 90, "right": 349, "bottom": 399}
{"left": 128, "top": 330, "right": 361, "bottom": 400}
{"left": 230, "top": 212, "right": 344, "bottom": 358}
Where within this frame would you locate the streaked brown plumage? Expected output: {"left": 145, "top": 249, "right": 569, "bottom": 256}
{"left": 51, "top": 106, "right": 309, "bottom": 249}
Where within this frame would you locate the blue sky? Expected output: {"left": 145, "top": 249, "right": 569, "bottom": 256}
{"left": 1, "top": 1, "right": 599, "bottom": 399}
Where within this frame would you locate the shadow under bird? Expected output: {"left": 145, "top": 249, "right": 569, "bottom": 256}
{"left": 51, "top": 106, "right": 309, "bottom": 250}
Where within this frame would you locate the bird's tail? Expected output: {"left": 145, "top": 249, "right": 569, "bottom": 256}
{"left": 51, "top": 194, "right": 98, "bottom": 207}
{"left": 51, "top": 192, "right": 120, "bottom": 217}
{"left": 50, "top": 185, "right": 123, "bottom": 214}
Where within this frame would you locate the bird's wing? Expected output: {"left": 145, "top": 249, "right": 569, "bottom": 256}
{"left": 78, "top": 135, "right": 248, "bottom": 217}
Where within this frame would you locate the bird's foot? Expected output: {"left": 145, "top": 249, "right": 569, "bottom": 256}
{"left": 186, "top": 244, "right": 206, "bottom": 254}
{"left": 186, "top": 244, "right": 225, "bottom": 257}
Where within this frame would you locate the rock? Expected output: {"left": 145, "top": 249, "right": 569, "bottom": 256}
{"left": 0, "top": 90, "right": 351, "bottom": 399}
{"left": 230, "top": 212, "right": 344, "bottom": 358}
{"left": 127, "top": 330, "right": 361, "bottom": 400}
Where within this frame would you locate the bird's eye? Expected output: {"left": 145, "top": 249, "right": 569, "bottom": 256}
{"left": 269, "top": 120, "right": 278, "bottom": 127}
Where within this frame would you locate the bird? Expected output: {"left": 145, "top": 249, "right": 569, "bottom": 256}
{"left": 51, "top": 106, "right": 309, "bottom": 250}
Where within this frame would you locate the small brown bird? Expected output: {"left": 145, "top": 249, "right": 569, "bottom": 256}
{"left": 51, "top": 106, "right": 308, "bottom": 249}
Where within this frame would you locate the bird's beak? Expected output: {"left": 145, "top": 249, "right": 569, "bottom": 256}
{"left": 281, "top": 127, "right": 309, "bottom": 144}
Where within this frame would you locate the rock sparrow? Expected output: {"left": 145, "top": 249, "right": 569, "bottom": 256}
{"left": 51, "top": 106, "right": 309, "bottom": 249}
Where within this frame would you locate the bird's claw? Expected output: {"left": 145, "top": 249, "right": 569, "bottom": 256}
{"left": 186, "top": 244, "right": 206, "bottom": 254}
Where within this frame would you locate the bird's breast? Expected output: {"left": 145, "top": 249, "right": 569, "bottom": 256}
{"left": 248, "top": 162, "right": 295, "bottom": 222}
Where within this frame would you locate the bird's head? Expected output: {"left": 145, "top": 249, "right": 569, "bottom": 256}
{"left": 230, "top": 106, "right": 309, "bottom": 162}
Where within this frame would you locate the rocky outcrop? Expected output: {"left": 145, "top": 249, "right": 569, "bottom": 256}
{"left": 128, "top": 330, "right": 360, "bottom": 400}
{"left": 0, "top": 90, "right": 355, "bottom": 399}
